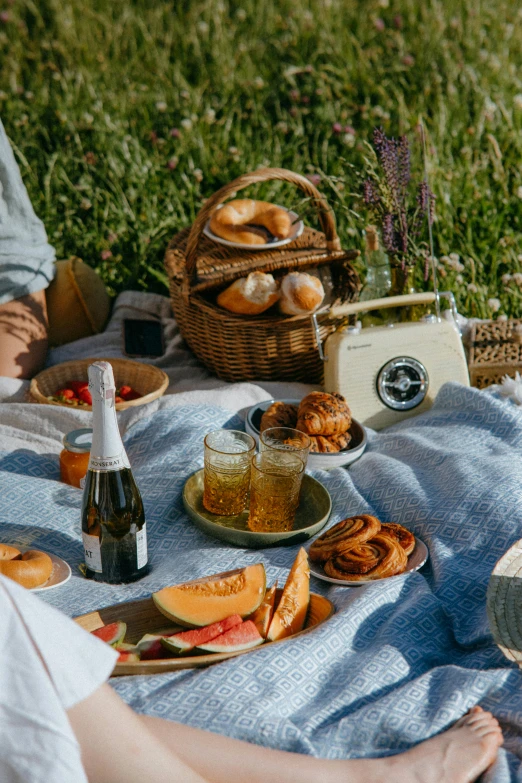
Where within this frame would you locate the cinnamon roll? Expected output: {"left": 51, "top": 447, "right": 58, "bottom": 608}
{"left": 309, "top": 515, "right": 381, "bottom": 564}
{"left": 381, "top": 523, "right": 416, "bottom": 556}
{"left": 323, "top": 533, "right": 408, "bottom": 581}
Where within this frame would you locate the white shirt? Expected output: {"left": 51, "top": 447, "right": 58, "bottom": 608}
{"left": 0, "top": 575, "right": 117, "bottom": 783}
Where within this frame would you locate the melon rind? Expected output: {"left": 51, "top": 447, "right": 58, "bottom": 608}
{"left": 267, "top": 548, "right": 310, "bottom": 642}
{"left": 91, "top": 621, "right": 127, "bottom": 645}
{"left": 161, "top": 614, "right": 243, "bottom": 653}
{"left": 152, "top": 564, "right": 266, "bottom": 628}
{"left": 248, "top": 582, "right": 278, "bottom": 638}
{"left": 195, "top": 620, "right": 263, "bottom": 653}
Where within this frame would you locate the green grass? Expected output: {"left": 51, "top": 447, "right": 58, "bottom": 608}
{"left": 2, "top": 0, "right": 522, "bottom": 318}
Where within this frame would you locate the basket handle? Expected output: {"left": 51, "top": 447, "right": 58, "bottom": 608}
{"left": 184, "top": 167, "right": 341, "bottom": 285}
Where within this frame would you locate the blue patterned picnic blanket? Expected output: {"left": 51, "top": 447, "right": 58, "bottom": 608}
{"left": 1, "top": 382, "right": 521, "bottom": 780}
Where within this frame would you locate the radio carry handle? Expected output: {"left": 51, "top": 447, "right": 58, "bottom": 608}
{"left": 311, "top": 291, "right": 459, "bottom": 362}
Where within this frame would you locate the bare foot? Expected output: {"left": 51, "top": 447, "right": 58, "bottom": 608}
{"left": 348, "top": 706, "right": 503, "bottom": 783}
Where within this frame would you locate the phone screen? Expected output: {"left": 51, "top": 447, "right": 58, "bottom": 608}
{"left": 123, "top": 319, "right": 164, "bottom": 357}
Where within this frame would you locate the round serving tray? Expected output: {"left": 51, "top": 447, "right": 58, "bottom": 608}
{"left": 183, "top": 468, "right": 331, "bottom": 548}
{"left": 246, "top": 398, "right": 367, "bottom": 470}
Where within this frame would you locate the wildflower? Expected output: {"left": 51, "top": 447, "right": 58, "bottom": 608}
{"left": 204, "top": 108, "right": 216, "bottom": 123}
{"left": 253, "top": 76, "right": 265, "bottom": 89}
{"left": 169, "top": 127, "right": 180, "bottom": 138}
{"left": 487, "top": 298, "right": 501, "bottom": 312}
{"left": 456, "top": 274, "right": 463, "bottom": 283}
{"left": 181, "top": 118, "right": 193, "bottom": 131}
{"left": 149, "top": 130, "right": 158, "bottom": 144}
{"left": 514, "top": 94, "right": 522, "bottom": 110}
{"left": 343, "top": 133, "right": 355, "bottom": 147}
{"left": 197, "top": 21, "right": 209, "bottom": 34}
{"left": 100, "top": 249, "right": 113, "bottom": 261}
{"left": 289, "top": 89, "right": 300, "bottom": 102}
{"left": 301, "top": 95, "right": 310, "bottom": 104}
{"left": 513, "top": 273, "right": 522, "bottom": 286}
{"left": 498, "top": 314, "right": 508, "bottom": 322}
{"left": 502, "top": 273, "right": 513, "bottom": 285}
{"left": 236, "top": 8, "right": 247, "bottom": 20}
{"left": 25, "top": 91, "right": 34, "bottom": 100}
{"left": 167, "top": 156, "right": 179, "bottom": 170}
{"left": 378, "top": 0, "right": 389, "bottom": 7}
{"left": 402, "top": 55, "right": 415, "bottom": 67}
{"left": 0, "top": 10, "right": 9, "bottom": 23}
{"left": 84, "top": 152, "right": 97, "bottom": 165}
{"left": 344, "top": 125, "right": 356, "bottom": 135}
{"left": 306, "top": 173, "right": 321, "bottom": 186}
{"left": 107, "top": 232, "right": 118, "bottom": 244}
{"left": 332, "top": 122, "right": 342, "bottom": 134}
{"left": 193, "top": 168, "right": 203, "bottom": 182}
{"left": 393, "top": 14, "right": 403, "bottom": 28}
{"left": 467, "top": 283, "right": 478, "bottom": 293}
{"left": 373, "top": 17, "right": 385, "bottom": 31}
{"left": 289, "top": 107, "right": 298, "bottom": 118}
{"left": 155, "top": 101, "right": 167, "bottom": 112}
{"left": 83, "top": 112, "right": 94, "bottom": 124}
{"left": 80, "top": 198, "right": 92, "bottom": 210}
{"left": 180, "top": 90, "right": 190, "bottom": 100}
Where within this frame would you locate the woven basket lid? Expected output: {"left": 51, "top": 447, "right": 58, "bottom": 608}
{"left": 486, "top": 538, "right": 522, "bottom": 666}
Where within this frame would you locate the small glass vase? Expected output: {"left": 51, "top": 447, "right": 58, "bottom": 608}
{"left": 386, "top": 265, "right": 427, "bottom": 323}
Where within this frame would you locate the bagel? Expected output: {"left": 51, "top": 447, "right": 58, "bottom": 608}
{"left": 209, "top": 199, "right": 293, "bottom": 245}
{"left": 0, "top": 544, "right": 21, "bottom": 561}
{"left": 0, "top": 548, "right": 53, "bottom": 589}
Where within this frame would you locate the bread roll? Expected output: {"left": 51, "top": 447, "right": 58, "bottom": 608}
{"left": 279, "top": 272, "right": 325, "bottom": 315}
{"left": 217, "top": 272, "right": 280, "bottom": 315}
{"left": 210, "top": 199, "right": 292, "bottom": 245}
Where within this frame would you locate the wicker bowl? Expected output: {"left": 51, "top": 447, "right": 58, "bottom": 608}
{"left": 29, "top": 358, "right": 169, "bottom": 411}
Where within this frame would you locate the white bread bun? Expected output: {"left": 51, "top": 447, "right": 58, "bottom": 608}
{"left": 279, "top": 272, "right": 325, "bottom": 315}
{"left": 217, "top": 272, "right": 280, "bottom": 315}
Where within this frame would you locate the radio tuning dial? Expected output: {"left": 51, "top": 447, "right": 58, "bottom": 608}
{"left": 377, "top": 357, "right": 429, "bottom": 411}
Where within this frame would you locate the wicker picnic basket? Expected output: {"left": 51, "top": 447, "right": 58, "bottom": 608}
{"left": 164, "top": 167, "right": 360, "bottom": 383}
{"left": 30, "top": 358, "right": 169, "bottom": 411}
{"left": 469, "top": 319, "right": 522, "bottom": 388}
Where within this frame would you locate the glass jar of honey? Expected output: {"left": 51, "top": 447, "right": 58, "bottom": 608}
{"left": 60, "top": 428, "right": 92, "bottom": 488}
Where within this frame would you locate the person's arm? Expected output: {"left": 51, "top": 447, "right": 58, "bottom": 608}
{"left": 67, "top": 684, "right": 209, "bottom": 783}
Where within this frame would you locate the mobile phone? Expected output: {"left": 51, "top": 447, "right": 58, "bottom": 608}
{"left": 123, "top": 319, "right": 164, "bottom": 357}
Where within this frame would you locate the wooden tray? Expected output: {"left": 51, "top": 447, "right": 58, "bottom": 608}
{"left": 75, "top": 589, "right": 334, "bottom": 675}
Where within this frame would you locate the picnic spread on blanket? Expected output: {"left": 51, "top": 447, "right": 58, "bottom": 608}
{"left": 3, "top": 164, "right": 522, "bottom": 783}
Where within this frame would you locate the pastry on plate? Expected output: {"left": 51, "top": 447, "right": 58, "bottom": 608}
{"left": 323, "top": 532, "right": 408, "bottom": 581}
{"left": 381, "top": 523, "right": 416, "bottom": 557}
{"left": 297, "top": 391, "right": 351, "bottom": 437}
{"left": 210, "top": 199, "right": 292, "bottom": 245}
{"left": 309, "top": 515, "right": 381, "bottom": 564}
{"left": 260, "top": 401, "right": 299, "bottom": 432}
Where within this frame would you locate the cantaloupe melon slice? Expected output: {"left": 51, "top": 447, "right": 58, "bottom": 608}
{"left": 153, "top": 564, "right": 266, "bottom": 628}
{"left": 267, "top": 548, "right": 310, "bottom": 641}
{"left": 248, "top": 582, "right": 278, "bottom": 638}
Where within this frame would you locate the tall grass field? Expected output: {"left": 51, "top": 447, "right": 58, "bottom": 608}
{"left": 2, "top": 0, "right": 522, "bottom": 318}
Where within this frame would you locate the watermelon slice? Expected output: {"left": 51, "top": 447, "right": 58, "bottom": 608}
{"left": 91, "top": 621, "right": 126, "bottom": 645}
{"left": 195, "top": 620, "right": 263, "bottom": 653}
{"left": 117, "top": 651, "right": 140, "bottom": 663}
{"left": 113, "top": 642, "right": 137, "bottom": 653}
{"left": 161, "top": 614, "right": 243, "bottom": 654}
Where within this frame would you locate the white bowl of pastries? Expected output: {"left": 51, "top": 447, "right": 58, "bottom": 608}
{"left": 245, "top": 391, "right": 367, "bottom": 470}
{"left": 204, "top": 200, "right": 304, "bottom": 250}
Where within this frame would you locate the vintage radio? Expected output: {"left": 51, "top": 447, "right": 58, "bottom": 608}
{"left": 314, "top": 292, "right": 469, "bottom": 430}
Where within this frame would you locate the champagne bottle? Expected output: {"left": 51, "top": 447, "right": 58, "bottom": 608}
{"left": 81, "top": 361, "right": 149, "bottom": 583}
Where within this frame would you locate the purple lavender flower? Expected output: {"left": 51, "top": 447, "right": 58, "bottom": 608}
{"left": 397, "top": 135, "right": 411, "bottom": 193}
{"left": 363, "top": 179, "right": 380, "bottom": 206}
{"left": 373, "top": 128, "right": 401, "bottom": 210}
{"left": 382, "top": 213, "right": 397, "bottom": 254}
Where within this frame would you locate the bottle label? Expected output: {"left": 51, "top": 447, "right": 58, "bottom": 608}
{"left": 82, "top": 532, "right": 102, "bottom": 573}
{"left": 136, "top": 524, "right": 148, "bottom": 570}
{"left": 88, "top": 450, "right": 131, "bottom": 472}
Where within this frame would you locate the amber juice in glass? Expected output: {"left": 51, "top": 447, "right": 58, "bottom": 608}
{"left": 259, "top": 427, "right": 311, "bottom": 468}
{"left": 203, "top": 430, "right": 255, "bottom": 516}
{"left": 248, "top": 451, "right": 304, "bottom": 533}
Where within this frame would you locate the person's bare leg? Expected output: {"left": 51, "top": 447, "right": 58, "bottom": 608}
{"left": 142, "top": 705, "right": 503, "bottom": 783}
{"left": 0, "top": 289, "right": 48, "bottom": 378}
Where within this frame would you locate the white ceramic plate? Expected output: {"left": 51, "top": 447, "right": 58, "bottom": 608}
{"left": 307, "top": 537, "right": 429, "bottom": 587}
{"left": 245, "top": 398, "right": 367, "bottom": 470}
{"left": 13, "top": 548, "right": 72, "bottom": 592}
{"left": 203, "top": 208, "right": 304, "bottom": 251}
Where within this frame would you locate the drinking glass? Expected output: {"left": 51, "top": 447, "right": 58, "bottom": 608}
{"left": 247, "top": 451, "right": 305, "bottom": 533}
{"left": 203, "top": 430, "right": 256, "bottom": 516}
{"left": 260, "top": 427, "right": 311, "bottom": 468}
